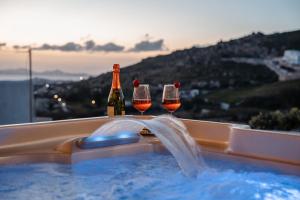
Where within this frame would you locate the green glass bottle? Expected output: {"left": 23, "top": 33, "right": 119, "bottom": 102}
{"left": 107, "top": 64, "right": 125, "bottom": 117}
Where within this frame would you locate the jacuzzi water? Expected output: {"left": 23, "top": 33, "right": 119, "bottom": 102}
{"left": 0, "top": 153, "right": 299, "bottom": 200}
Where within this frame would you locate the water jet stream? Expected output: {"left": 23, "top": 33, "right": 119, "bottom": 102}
{"left": 89, "top": 115, "right": 206, "bottom": 177}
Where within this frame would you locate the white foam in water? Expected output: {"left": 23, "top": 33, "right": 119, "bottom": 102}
{"left": 1, "top": 153, "right": 300, "bottom": 200}
{"left": 89, "top": 115, "right": 207, "bottom": 177}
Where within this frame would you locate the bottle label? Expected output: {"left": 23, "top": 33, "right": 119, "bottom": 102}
{"left": 107, "top": 106, "right": 114, "bottom": 117}
{"left": 122, "top": 110, "right": 125, "bottom": 115}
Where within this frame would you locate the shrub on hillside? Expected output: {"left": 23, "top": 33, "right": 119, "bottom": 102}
{"left": 249, "top": 108, "right": 300, "bottom": 132}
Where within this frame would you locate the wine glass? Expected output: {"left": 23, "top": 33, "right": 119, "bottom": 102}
{"left": 162, "top": 84, "right": 181, "bottom": 115}
{"left": 132, "top": 84, "right": 152, "bottom": 115}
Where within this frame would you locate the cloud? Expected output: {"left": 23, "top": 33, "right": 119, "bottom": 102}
{"left": 59, "top": 42, "right": 82, "bottom": 51}
{"left": 35, "top": 44, "right": 56, "bottom": 50}
{"left": 129, "top": 39, "right": 167, "bottom": 52}
{"left": 13, "top": 45, "right": 29, "bottom": 49}
{"left": 85, "top": 40, "right": 95, "bottom": 50}
{"left": 35, "top": 42, "right": 82, "bottom": 51}
{"left": 35, "top": 40, "right": 124, "bottom": 52}
{"left": 7, "top": 37, "right": 166, "bottom": 52}
{"left": 93, "top": 42, "right": 124, "bottom": 52}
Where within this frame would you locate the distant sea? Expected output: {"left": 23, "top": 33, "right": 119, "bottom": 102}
{"left": 0, "top": 74, "right": 88, "bottom": 81}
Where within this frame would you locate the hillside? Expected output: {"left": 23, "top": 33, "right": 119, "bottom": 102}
{"left": 35, "top": 29, "right": 300, "bottom": 123}
{"left": 87, "top": 30, "right": 300, "bottom": 92}
{"left": 205, "top": 79, "right": 300, "bottom": 121}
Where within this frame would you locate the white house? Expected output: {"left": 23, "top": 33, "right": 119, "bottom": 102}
{"left": 283, "top": 50, "right": 300, "bottom": 65}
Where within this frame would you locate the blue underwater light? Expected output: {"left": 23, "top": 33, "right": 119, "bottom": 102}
{"left": 77, "top": 130, "right": 140, "bottom": 149}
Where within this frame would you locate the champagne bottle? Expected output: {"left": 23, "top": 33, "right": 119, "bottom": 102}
{"left": 107, "top": 64, "right": 125, "bottom": 116}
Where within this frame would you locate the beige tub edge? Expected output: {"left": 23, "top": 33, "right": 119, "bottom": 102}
{"left": 0, "top": 116, "right": 299, "bottom": 175}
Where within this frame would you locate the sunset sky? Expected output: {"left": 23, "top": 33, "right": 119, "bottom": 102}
{"left": 0, "top": 0, "right": 300, "bottom": 75}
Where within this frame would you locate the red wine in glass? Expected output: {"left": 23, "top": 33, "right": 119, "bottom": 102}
{"left": 162, "top": 84, "right": 181, "bottom": 114}
{"left": 133, "top": 99, "right": 152, "bottom": 113}
{"left": 132, "top": 84, "right": 151, "bottom": 115}
{"left": 162, "top": 99, "right": 181, "bottom": 113}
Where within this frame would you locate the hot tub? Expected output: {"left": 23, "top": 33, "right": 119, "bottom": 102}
{"left": 0, "top": 116, "right": 299, "bottom": 200}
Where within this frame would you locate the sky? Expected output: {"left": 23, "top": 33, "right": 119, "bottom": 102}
{"left": 0, "top": 0, "right": 300, "bottom": 75}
